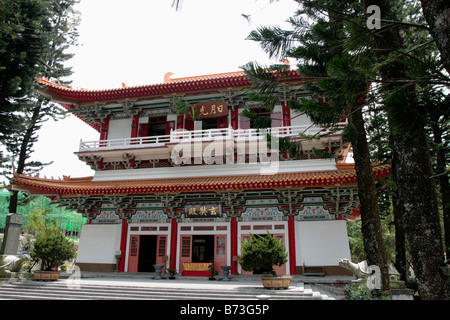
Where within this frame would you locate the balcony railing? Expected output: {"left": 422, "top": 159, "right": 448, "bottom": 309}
{"left": 79, "top": 123, "right": 346, "bottom": 152}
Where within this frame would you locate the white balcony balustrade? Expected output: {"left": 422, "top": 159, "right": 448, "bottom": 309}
{"left": 78, "top": 124, "right": 346, "bottom": 152}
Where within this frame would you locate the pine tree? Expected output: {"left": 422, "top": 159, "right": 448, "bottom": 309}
{"left": 3, "top": 0, "right": 80, "bottom": 214}
{"left": 0, "top": 0, "right": 52, "bottom": 157}
{"left": 361, "top": 0, "right": 450, "bottom": 299}
{"left": 243, "top": 0, "right": 391, "bottom": 292}
{"left": 0, "top": 0, "right": 80, "bottom": 256}
{"left": 419, "top": 0, "right": 450, "bottom": 74}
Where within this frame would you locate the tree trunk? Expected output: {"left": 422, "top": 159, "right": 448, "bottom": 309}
{"left": 390, "top": 132, "right": 407, "bottom": 281}
{"left": 431, "top": 122, "right": 450, "bottom": 261}
{"left": 350, "top": 106, "right": 390, "bottom": 293}
{"left": 8, "top": 103, "right": 42, "bottom": 214}
{"left": 365, "top": 0, "right": 450, "bottom": 300}
{"left": 391, "top": 127, "right": 450, "bottom": 299}
{"left": 420, "top": 0, "right": 450, "bottom": 74}
{"left": 392, "top": 191, "right": 407, "bottom": 281}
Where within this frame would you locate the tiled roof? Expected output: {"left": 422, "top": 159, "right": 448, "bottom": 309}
{"left": 37, "top": 70, "right": 302, "bottom": 104}
{"left": 10, "top": 164, "right": 391, "bottom": 196}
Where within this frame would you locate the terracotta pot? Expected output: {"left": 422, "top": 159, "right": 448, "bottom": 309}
{"left": 33, "top": 270, "right": 61, "bottom": 281}
{"left": 261, "top": 276, "right": 292, "bottom": 289}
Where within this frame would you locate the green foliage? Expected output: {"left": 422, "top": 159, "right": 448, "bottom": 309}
{"left": 167, "top": 268, "right": 177, "bottom": 279}
{"left": 24, "top": 207, "right": 55, "bottom": 235}
{"left": 0, "top": 0, "right": 52, "bottom": 137}
{"left": 30, "top": 215, "right": 76, "bottom": 271}
{"left": 344, "top": 284, "right": 391, "bottom": 300}
{"left": 239, "top": 230, "right": 288, "bottom": 276}
{"left": 347, "top": 217, "right": 398, "bottom": 265}
{"left": 240, "top": 108, "right": 271, "bottom": 129}
{"left": 347, "top": 220, "right": 366, "bottom": 261}
{"left": 342, "top": 123, "right": 358, "bottom": 144}
{"left": 173, "top": 98, "right": 199, "bottom": 120}
{"left": 1, "top": 0, "right": 80, "bottom": 182}
{"left": 208, "top": 264, "right": 218, "bottom": 278}
{"left": 0, "top": 190, "right": 86, "bottom": 232}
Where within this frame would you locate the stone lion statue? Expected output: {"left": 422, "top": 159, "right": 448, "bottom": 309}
{"left": 339, "top": 258, "right": 370, "bottom": 279}
{"left": 0, "top": 255, "right": 30, "bottom": 272}
{"left": 339, "top": 258, "right": 401, "bottom": 281}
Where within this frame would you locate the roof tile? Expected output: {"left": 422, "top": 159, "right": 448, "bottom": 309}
{"left": 11, "top": 164, "right": 391, "bottom": 196}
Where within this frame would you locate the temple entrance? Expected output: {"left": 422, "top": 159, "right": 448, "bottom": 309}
{"left": 138, "top": 235, "right": 157, "bottom": 272}
{"left": 192, "top": 235, "right": 215, "bottom": 263}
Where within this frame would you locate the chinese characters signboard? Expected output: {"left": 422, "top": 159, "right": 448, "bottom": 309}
{"left": 186, "top": 101, "right": 228, "bottom": 120}
{"left": 184, "top": 202, "right": 222, "bottom": 218}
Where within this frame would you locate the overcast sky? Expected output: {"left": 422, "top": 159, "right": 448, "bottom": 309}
{"left": 27, "top": 0, "right": 299, "bottom": 181}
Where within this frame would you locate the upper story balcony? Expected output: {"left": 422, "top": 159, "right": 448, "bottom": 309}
{"left": 78, "top": 123, "right": 346, "bottom": 153}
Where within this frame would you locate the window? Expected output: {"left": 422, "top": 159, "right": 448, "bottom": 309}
{"left": 181, "top": 236, "right": 191, "bottom": 258}
{"left": 250, "top": 107, "right": 271, "bottom": 128}
{"left": 158, "top": 236, "right": 167, "bottom": 257}
{"left": 202, "top": 118, "right": 218, "bottom": 130}
{"left": 148, "top": 116, "right": 167, "bottom": 136}
{"left": 216, "top": 236, "right": 226, "bottom": 258}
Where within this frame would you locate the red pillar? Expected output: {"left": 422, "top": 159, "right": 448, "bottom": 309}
{"left": 131, "top": 114, "right": 139, "bottom": 138}
{"left": 231, "top": 105, "right": 239, "bottom": 130}
{"left": 230, "top": 216, "right": 238, "bottom": 274}
{"left": 282, "top": 101, "right": 291, "bottom": 127}
{"left": 176, "top": 115, "right": 184, "bottom": 129}
{"left": 118, "top": 218, "right": 128, "bottom": 272}
{"left": 288, "top": 215, "right": 297, "bottom": 275}
{"left": 169, "top": 217, "right": 178, "bottom": 270}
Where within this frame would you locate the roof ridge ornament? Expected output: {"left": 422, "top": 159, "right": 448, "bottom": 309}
{"left": 164, "top": 72, "right": 174, "bottom": 83}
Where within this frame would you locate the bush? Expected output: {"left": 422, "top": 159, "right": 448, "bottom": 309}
{"left": 344, "top": 284, "right": 391, "bottom": 300}
{"left": 167, "top": 268, "right": 177, "bottom": 279}
{"left": 31, "top": 225, "right": 76, "bottom": 271}
{"left": 239, "top": 230, "right": 288, "bottom": 276}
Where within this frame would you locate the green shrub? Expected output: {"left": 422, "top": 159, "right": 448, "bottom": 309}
{"left": 31, "top": 225, "right": 76, "bottom": 271}
{"left": 344, "top": 284, "right": 391, "bottom": 300}
{"left": 239, "top": 230, "right": 288, "bottom": 276}
{"left": 167, "top": 268, "right": 177, "bottom": 279}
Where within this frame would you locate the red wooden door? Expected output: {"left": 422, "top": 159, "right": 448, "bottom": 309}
{"left": 155, "top": 235, "right": 167, "bottom": 269}
{"left": 185, "top": 119, "right": 194, "bottom": 131}
{"left": 217, "top": 116, "right": 228, "bottom": 129}
{"left": 128, "top": 235, "right": 140, "bottom": 272}
{"left": 138, "top": 123, "right": 149, "bottom": 137}
{"left": 179, "top": 235, "right": 192, "bottom": 274}
{"left": 214, "top": 235, "right": 227, "bottom": 273}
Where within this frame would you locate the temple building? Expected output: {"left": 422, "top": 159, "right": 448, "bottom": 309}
{"left": 10, "top": 70, "right": 391, "bottom": 276}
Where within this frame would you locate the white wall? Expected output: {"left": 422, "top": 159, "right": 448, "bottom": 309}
{"left": 296, "top": 220, "right": 350, "bottom": 266}
{"left": 76, "top": 224, "right": 122, "bottom": 264}
{"left": 290, "top": 111, "right": 312, "bottom": 127}
{"left": 108, "top": 118, "right": 132, "bottom": 140}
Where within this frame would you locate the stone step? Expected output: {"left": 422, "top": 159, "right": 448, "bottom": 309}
{"left": 0, "top": 280, "right": 329, "bottom": 300}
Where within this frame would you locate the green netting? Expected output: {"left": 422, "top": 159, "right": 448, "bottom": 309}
{"left": 0, "top": 189, "right": 86, "bottom": 231}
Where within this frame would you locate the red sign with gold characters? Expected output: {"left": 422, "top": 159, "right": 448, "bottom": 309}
{"left": 186, "top": 101, "right": 228, "bottom": 120}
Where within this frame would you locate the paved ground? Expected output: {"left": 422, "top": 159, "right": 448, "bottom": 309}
{"left": 63, "top": 271, "right": 354, "bottom": 286}
{"left": 58, "top": 271, "right": 354, "bottom": 299}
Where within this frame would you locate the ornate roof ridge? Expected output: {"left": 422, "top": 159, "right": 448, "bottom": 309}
{"left": 37, "top": 69, "right": 302, "bottom": 103}
{"left": 38, "top": 70, "right": 248, "bottom": 94}
{"left": 10, "top": 164, "right": 391, "bottom": 196}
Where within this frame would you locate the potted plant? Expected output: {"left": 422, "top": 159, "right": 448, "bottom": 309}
{"left": 208, "top": 264, "right": 218, "bottom": 280}
{"left": 30, "top": 222, "right": 77, "bottom": 281}
{"left": 239, "top": 230, "right": 291, "bottom": 289}
{"left": 167, "top": 268, "right": 178, "bottom": 279}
